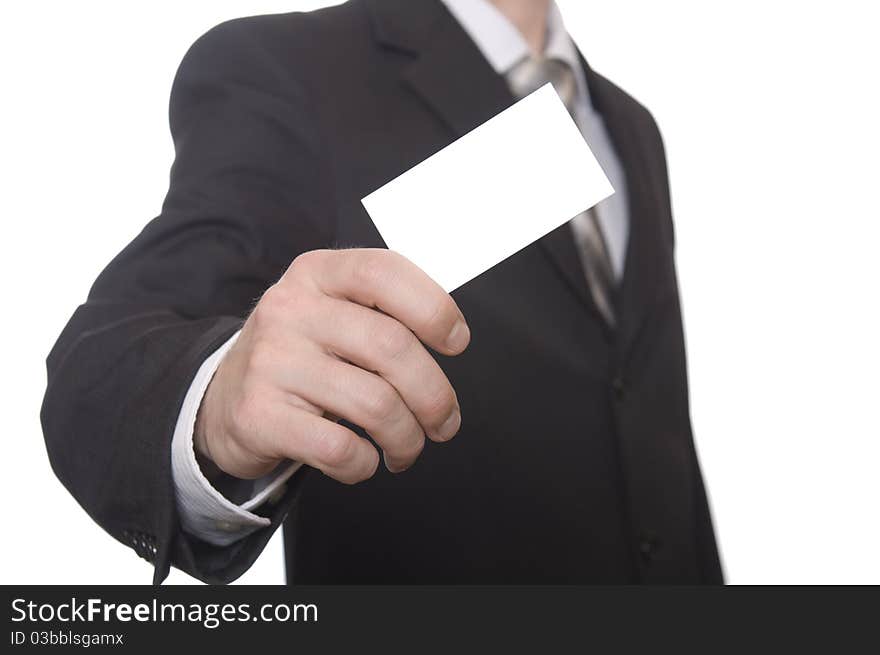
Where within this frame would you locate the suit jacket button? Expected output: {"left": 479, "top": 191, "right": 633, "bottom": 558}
{"left": 612, "top": 376, "right": 627, "bottom": 401}
{"left": 639, "top": 532, "right": 660, "bottom": 562}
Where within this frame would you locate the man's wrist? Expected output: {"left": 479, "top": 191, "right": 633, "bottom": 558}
{"left": 193, "top": 383, "right": 218, "bottom": 474}
{"left": 192, "top": 339, "right": 232, "bottom": 478}
{"left": 172, "top": 329, "right": 283, "bottom": 546}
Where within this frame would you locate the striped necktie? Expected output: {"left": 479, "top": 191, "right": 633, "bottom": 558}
{"left": 507, "top": 57, "right": 617, "bottom": 327}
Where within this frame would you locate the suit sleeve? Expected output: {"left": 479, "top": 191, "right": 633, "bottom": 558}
{"left": 40, "top": 18, "right": 333, "bottom": 584}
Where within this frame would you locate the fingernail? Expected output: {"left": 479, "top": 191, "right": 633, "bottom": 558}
{"left": 437, "top": 408, "right": 461, "bottom": 441}
{"left": 445, "top": 320, "right": 470, "bottom": 353}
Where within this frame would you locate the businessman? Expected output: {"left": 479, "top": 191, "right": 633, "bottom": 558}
{"left": 42, "top": 0, "right": 723, "bottom": 584}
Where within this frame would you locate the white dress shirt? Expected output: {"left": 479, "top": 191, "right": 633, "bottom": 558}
{"left": 172, "top": 0, "right": 631, "bottom": 546}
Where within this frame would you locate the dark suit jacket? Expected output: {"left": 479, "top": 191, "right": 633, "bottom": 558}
{"left": 41, "top": 0, "right": 723, "bottom": 584}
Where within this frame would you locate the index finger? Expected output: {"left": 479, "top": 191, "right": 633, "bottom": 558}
{"left": 301, "top": 248, "right": 470, "bottom": 355}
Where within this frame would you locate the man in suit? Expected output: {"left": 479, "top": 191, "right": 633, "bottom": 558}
{"left": 41, "top": 0, "right": 723, "bottom": 584}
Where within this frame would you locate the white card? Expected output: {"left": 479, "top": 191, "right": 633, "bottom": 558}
{"left": 361, "top": 83, "right": 614, "bottom": 292}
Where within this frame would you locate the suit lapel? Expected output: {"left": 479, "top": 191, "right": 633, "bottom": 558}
{"left": 536, "top": 55, "right": 678, "bottom": 336}
{"left": 367, "top": 0, "right": 514, "bottom": 139}
{"left": 402, "top": 22, "right": 514, "bottom": 138}
{"left": 581, "top": 60, "right": 677, "bottom": 356}
{"left": 366, "top": 0, "right": 675, "bottom": 354}
{"left": 368, "top": 0, "right": 603, "bottom": 315}
{"left": 537, "top": 223, "right": 601, "bottom": 320}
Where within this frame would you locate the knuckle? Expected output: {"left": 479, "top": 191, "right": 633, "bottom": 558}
{"left": 419, "top": 295, "right": 458, "bottom": 336}
{"left": 421, "top": 386, "right": 457, "bottom": 422}
{"left": 405, "top": 433, "right": 427, "bottom": 460}
{"left": 315, "top": 427, "right": 355, "bottom": 468}
{"left": 359, "top": 384, "right": 400, "bottom": 425}
{"left": 345, "top": 449, "right": 379, "bottom": 484}
{"left": 426, "top": 295, "right": 451, "bottom": 322}
{"left": 251, "top": 285, "right": 287, "bottom": 329}
{"left": 353, "top": 251, "right": 390, "bottom": 287}
{"left": 375, "top": 321, "right": 415, "bottom": 362}
{"left": 388, "top": 434, "right": 426, "bottom": 471}
{"left": 288, "top": 249, "right": 325, "bottom": 278}
{"left": 253, "top": 278, "right": 318, "bottom": 334}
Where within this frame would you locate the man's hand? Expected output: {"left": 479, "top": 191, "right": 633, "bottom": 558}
{"left": 194, "top": 248, "right": 470, "bottom": 484}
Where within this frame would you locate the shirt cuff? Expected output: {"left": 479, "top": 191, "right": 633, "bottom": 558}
{"left": 171, "top": 330, "right": 303, "bottom": 547}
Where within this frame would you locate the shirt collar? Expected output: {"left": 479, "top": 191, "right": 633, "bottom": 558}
{"left": 439, "top": 0, "right": 591, "bottom": 109}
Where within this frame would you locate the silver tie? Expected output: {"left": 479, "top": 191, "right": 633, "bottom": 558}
{"left": 507, "top": 57, "right": 617, "bottom": 327}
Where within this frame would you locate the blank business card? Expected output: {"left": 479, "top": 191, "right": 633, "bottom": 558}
{"left": 361, "top": 83, "right": 614, "bottom": 292}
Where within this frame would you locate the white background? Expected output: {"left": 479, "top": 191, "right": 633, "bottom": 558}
{"left": 1, "top": 1, "right": 877, "bottom": 584}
